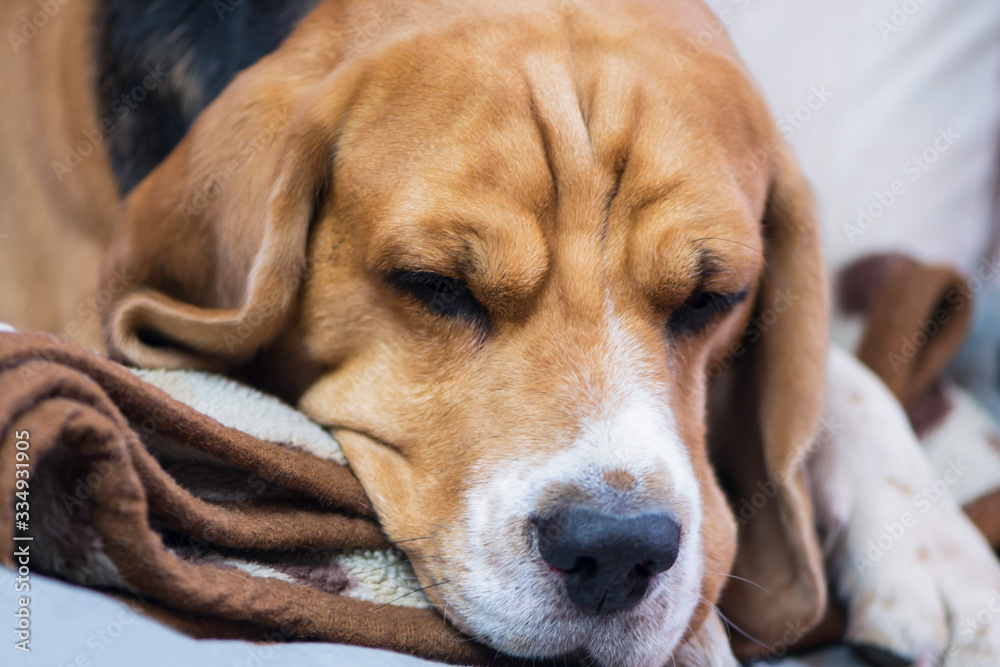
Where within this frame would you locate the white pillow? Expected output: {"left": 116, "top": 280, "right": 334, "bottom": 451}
{"left": 703, "top": 0, "right": 1000, "bottom": 277}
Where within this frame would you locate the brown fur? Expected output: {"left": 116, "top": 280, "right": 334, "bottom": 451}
{"left": 0, "top": 0, "right": 118, "bottom": 350}
{"left": 836, "top": 253, "right": 973, "bottom": 414}
{"left": 1, "top": 0, "right": 829, "bottom": 657}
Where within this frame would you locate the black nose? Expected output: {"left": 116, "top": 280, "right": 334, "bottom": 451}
{"left": 533, "top": 508, "right": 682, "bottom": 614}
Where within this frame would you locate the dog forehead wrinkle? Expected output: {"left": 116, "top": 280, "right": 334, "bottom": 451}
{"left": 521, "top": 52, "right": 618, "bottom": 235}
{"left": 362, "top": 200, "right": 552, "bottom": 303}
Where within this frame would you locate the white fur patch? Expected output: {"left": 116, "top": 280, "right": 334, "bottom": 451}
{"left": 921, "top": 382, "right": 1000, "bottom": 506}
{"left": 447, "top": 315, "right": 705, "bottom": 665}
{"left": 810, "top": 347, "right": 1000, "bottom": 664}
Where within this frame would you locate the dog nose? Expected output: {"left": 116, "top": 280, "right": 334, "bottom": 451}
{"left": 533, "top": 508, "right": 682, "bottom": 614}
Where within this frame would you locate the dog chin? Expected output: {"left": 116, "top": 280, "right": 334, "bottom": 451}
{"left": 584, "top": 586, "right": 697, "bottom": 667}
{"left": 446, "top": 575, "right": 696, "bottom": 667}
{"left": 583, "top": 611, "right": 689, "bottom": 667}
{"left": 474, "top": 613, "right": 686, "bottom": 667}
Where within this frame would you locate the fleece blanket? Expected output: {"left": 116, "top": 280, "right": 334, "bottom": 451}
{"left": 0, "top": 331, "right": 501, "bottom": 666}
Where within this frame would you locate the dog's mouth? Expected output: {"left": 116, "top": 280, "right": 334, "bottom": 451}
{"left": 425, "top": 517, "right": 703, "bottom": 667}
{"left": 464, "top": 505, "right": 703, "bottom": 664}
{"left": 394, "top": 530, "right": 690, "bottom": 662}
{"left": 325, "top": 420, "right": 707, "bottom": 666}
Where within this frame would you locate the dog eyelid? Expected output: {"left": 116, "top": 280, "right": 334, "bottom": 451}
{"left": 667, "top": 287, "right": 748, "bottom": 337}
{"left": 385, "top": 269, "right": 491, "bottom": 327}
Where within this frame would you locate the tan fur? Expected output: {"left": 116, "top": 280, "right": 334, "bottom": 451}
{"left": 0, "top": 0, "right": 118, "bottom": 350}
{"left": 1, "top": 0, "right": 829, "bottom": 658}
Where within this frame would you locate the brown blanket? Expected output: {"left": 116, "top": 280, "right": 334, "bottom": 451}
{"left": 0, "top": 331, "right": 500, "bottom": 665}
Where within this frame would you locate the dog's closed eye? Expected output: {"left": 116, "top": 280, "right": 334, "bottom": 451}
{"left": 387, "top": 269, "right": 490, "bottom": 326}
{"left": 668, "top": 289, "right": 748, "bottom": 337}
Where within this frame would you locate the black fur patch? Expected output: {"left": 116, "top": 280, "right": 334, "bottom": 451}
{"left": 94, "top": 0, "right": 321, "bottom": 194}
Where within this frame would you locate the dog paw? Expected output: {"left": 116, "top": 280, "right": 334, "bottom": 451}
{"left": 840, "top": 547, "right": 947, "bottom": 661}
{"left": 834, "top": 503, "right": 1000, "bottom": 667}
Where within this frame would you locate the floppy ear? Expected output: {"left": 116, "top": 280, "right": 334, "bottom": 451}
{"left": 837, "top": 253, "right": 973, "bottom": 413}
{"left": 100, "top": 67, "right": 352, "bottom": 372}
{"left": 710, "top": 142, "right": 829, "bottom": 658}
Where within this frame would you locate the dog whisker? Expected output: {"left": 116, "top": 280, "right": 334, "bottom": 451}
{"left": 699, "top": 596, "right": 768, "bottom": 651}
{"left": 708, "top": 253, "right": 741, "bottom": 282}
{"left": 390, "top": 535, "right": 435, "bottom": 545}
{"left": 356, "top": 580, "right": 449, "bottom": 617}
{"left": 348, "top": 553, "right": 435, "bottom": 577}
{"left": 703, "top": 569, "right": 771, "bottom": 595}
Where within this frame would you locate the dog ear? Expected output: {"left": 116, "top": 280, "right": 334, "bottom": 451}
{"left": 709, "top": 142, "right": 829, "bottom": 657}
{"left": 100, "top": 67, "right": 351, "bottom": 372}
{"left": 837, "top": 253, "right": 974, "bottom": 414}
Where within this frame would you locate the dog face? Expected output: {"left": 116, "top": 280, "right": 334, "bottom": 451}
{"left": 101, "top": 1, "right": 828, "bottom": 663}
{"left": 297, "top": 37, "right": 764, "bottom": 661}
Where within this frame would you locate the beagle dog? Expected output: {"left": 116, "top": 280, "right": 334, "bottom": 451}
{"left": 2, "top": 0, "right": 1000, "bottom": 664}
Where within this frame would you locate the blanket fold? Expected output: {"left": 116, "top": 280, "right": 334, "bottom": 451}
{"left": 0, "top": 332, "right": 498, "bottom": 665}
